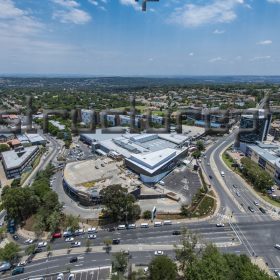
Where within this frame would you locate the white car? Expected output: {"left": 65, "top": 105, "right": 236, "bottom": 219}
{"left": 65, "top": 237, "right": 74, "bottom": 242}
{"left": 88, "top": 234, "right": 96, "bottom": 239}
{"left": 68, "top": 273, "right": 75, "bottom": 280}
{"left": 253, "top": 201, "right": 259, "bottom": 206}
{"left": 37, "top": 241, "right": 47, "bottom": 248}
{"left": 154, "top": 250, "right": 164, "bottom": 256}
{"left": 75, "top": 229, "right": 84, "bottom": 235}
{"left": 216, "top": 223, "right": 225, "bottom": 227}
{"left": 24, "top": 239, "right": 34, "bottom": 244}
{"left": 275, "top": 244, "right": 280, "bottom": 250}
{"left": 87, "top": 227, "right": 97, "bottom": 234}
{"left": 57, "top": 273, "right": 64, "bottom": 280}
{"left": 71, "top": 241, "right": 81, "bottom": 248}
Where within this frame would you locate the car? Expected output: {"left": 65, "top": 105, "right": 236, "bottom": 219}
{"left": 275, "top": 244, "right": 280, "bottom": 250}
{"left": 236, "top": 191, "right": 241, "bottom": 197}
{"left": 63, "top": 231, "right": 73, "bottom": 238}
{"left": 34, "top": 248, "right": 43, "bottom": 254}
{"left": 71, "top": 241, "right": 81, "bottom": 248}
{"left": 209, "top": 175, "right": 213, "bottom": 179}
{"left": 154, "top": 250, "right": 164, "bottom": 256}
{"left": 253, "top": 201, "right": 259, "bottom": 206}
{"left": 172, "top": 230, "right": 181, "bottom": 235}
{"left": 88, "top": 234, "right": 96, "bottom": 239}
{"left": 37, "top": 241, "right": 47, "bottom": 248}
{"left": 52, "top": 232, "right": 62, "bottom": 238}
{"left": 127, "top": 224, "right": 136, "bottom": 229}
{"left": 259, "top": 207, "right": 266, "bottom": 214}
{"left": 69, "top": 257, "right": 78, "bottom": 263}
{"left": 12, "top": 266, "right": 24, "bottom": 275}
{"left": 248, "top": 206, "right": 255, "bottom": 213}
{"left": 274, "top": 270, "right": 280, "bottom": 278}
{"left": 232, "top": 184, "right": 237, "bottom": 189}
{"left": 117, "top": 225, "right": 126, "bottom": 230}
{"left": 57, "top": 273, "right": 64, "bottom": 280}
{"left": 65, "top": 237, "right": 74, "bottom": 242}
{"left": 216, "top": 223, "right": 225, "bottom": 227}
{"left": 0, "top": 262, "right": 11, "bottom": 272}
{"left": 13, "top": 235, "right": 19, "bottom": 241}
{"left": 24, "top": 239, "right": 34, "bottom": 244}
{"left": 207, "top": 162, "right": 210, "bottom": 166}
{"left": 87, "top": 227, "right": 97, "bottom": 234}
{"left": 74, "top": 229, "right": 84, "bottom": 236}
{"left": 18, "top": 260, "right": 27, "bottom": 267}
{"left": 112, "top": 238, "right": 120, "bottom": 245}
{"left": 68, "top": 273, "right": 75, "bottom": 280}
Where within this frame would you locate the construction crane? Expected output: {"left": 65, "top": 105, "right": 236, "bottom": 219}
{"left": 135, "top": 0, "right": 159, "bottom": 11}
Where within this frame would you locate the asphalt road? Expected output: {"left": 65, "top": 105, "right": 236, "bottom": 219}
{"left": 6, "top": 129, "right": 280, "bottom": 279}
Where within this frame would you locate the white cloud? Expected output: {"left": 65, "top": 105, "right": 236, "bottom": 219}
{"left": 209, "top": 57, "right": 223, "bottom": 63}
{"left": 189, "top": 52, "right": 194, "bottom": 56}
{"left": 52, "top": 0, "right": 91, "bottom": 24}
{"left": 250, "top": 56, "right": 271, "bottom": 61}
{"left": 0, "top": 0, "right": 43, "bottom": 37}
{"left": 257, "top": 40, "right": 272, "bottom": 45}
{"left": 52, "top": 0, "right": 80, "bottom": 8}
{"left": 213, "top": 29, "right": 225, "bottom": 34}
{"left": 88, "top": 0, "right": 99, "bottom": 6}
{"left": 169, "top": 0, "right": 245, "bottom": 27}
{"left": 267, "top": 0, "right": 280, "bottom": 3}
{"left": 119, "top": 0, "right": 141, "bottom": 11}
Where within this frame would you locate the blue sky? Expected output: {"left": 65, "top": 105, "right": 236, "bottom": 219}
{"left": 0, "top": 0, "right": 280, "bottom": 76}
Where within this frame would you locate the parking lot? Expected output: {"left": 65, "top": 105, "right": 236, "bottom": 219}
{"left": 163, "top": 166, "right": 202, "bottom": 204}
{"left": 36, "top": 266, "right": 111, "bottom": 280}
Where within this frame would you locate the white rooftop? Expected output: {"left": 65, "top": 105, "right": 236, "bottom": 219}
{"left": 2, "top": 146, "right": 38, "bottom": 170}
{"left": 130, "top": 148, "right": 177, "bottom": 169}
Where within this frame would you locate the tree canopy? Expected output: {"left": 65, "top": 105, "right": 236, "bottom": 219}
{"left": 240, "top": 157, "right": 274, "bottom": 192}
{"left": 100, "top": 185, "right": 140, "bottom": 222}
{"left": 149, "top": 255, "right": 177, "bottom": 280}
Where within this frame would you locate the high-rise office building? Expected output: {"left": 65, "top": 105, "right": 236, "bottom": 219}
{"left": 236, "top": 109, "right": 272, "bottom": 149}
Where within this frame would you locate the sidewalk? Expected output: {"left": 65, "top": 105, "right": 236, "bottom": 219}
{"left": 32, "top": 241, "right": 240, "bottom": 261}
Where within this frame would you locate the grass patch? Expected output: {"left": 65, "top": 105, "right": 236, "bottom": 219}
{"left": 80, "top": 181, "right": 96, "bottom": 188}
{"left": 258, "top": 192, "right": 280, "bottom": 208}
{"left": 156, "top": 213, "right": 185, "bottom": 220}
{"left": 192, "top": 196, "right": 215, "bottom": 218}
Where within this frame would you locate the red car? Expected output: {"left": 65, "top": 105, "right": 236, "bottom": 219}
{"left": 52, "top": 232, "right": 62, "bottom": 238}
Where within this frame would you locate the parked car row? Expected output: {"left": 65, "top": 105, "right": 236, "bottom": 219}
{"left": 116, "top": 220, "right": 173, "bottom": 230}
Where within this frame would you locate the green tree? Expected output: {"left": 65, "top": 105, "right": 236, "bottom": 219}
{"left": 192, "top": 150, "right": 201, "bottom": 159}
{"left": 25, "top": 244, "right": 36, "bottom": 256}
{"left": 149, "top": 255, "right": 177, "bottom": 280}
{"left": 100, "top": 185, "right": 139, "bottom": 222}
{"left": 196, "top": 140, "right": 205, "bottom": 151}
{"left": 85, "top": 239, "right": 91, "bottom": 253}
{"left": 142, "top": 210, "right": 152, "bottom": 220}
{"left": 103, "top": 238, "right": 112, "bottom": 253}
{"left": 33, "top": 213, "right": 45, "bottom": 239}
{"left": 0, "top": 243, "right": 20, "bottom": 263}
{"left": 186, "top": 244, "right": 229, "bottom": 280}
{"left": 64, "top": 214, "right": 79, "bottom": 232}
{"left": 174, "top": 228, "right": 201, "bottom": 274}
{"left": 0, "top": 143, "right": 10, "bottom": 152}
{"left": 112, "top": 252, "right": 129, "bottom": 274}
{"left": 1, "top": 187, "right": 40, "bottom": 223}
{"left": 11, "top": 178, "right": 21, "bottom": 188}
{"left": 47, "top": 211, "right": 62, "bottom": 233}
